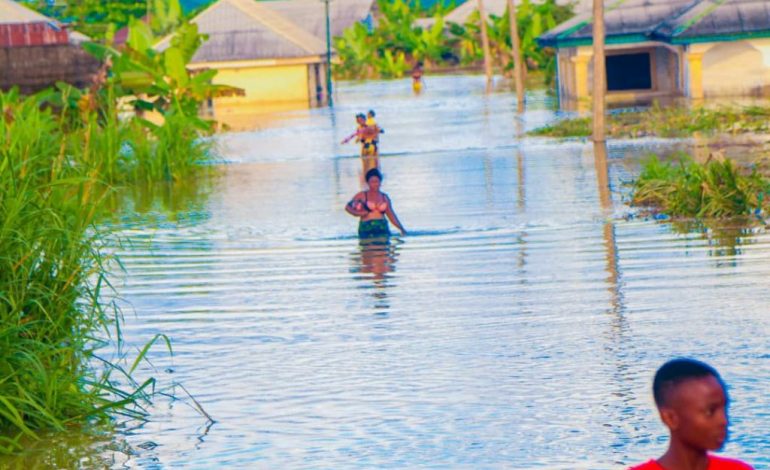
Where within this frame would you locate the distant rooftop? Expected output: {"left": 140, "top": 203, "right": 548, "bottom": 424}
{"left": 2, "top": 0, "right": 88, "bottom": 43}
{"left": 538, "top": 0, "right": 770, "bottom": 48}
{"left": 157, "top": 0, "right": 328, "bottom": 63}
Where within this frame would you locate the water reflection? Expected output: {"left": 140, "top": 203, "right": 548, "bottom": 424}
{"left": 105, "top": 168, "right": 221, "bottom": 227}
{"left": 671, "top": 219, "right": 758, "bottom": 261}
{"left": 350, "top": 239, "right": 401, "bottom": 313}
{"left": 25, "top": 76, "right": 767, "bottom": 468}
{"left": 594, "top": 142, "right": 639, "bottom": 457}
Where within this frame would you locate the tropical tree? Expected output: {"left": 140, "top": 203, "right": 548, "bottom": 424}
{"left": 21, "top": 0, "right": 184, "bottom": 41}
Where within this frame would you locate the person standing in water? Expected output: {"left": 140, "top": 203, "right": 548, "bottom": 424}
{"left": 346, "top": 168, "right": 406, "bottom": 238}
{"left": 629, "top": 358, "right": 753, "bottom": 470}
{"left": 342, "top": 113, "right": 379, "bottom": 174}
{"left": 411, "top": 61, "right": 424, "bottom": 94}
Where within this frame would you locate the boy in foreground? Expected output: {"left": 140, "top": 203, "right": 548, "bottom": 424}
{"left": 630, "top": 358, "right": 753, "bottom": 470}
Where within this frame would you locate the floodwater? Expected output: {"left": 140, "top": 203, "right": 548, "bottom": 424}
{"left": 9, "top": 75, "right": 770, "bottom": 468}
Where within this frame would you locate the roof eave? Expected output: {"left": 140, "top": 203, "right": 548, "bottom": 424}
{"left": 669, "top": 30, "right": 770, "bottom": 44}
{"left": 538, "top": 33, "right": 650, "bottom": 49}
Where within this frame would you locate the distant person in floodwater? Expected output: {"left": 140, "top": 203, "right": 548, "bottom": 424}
{"left": 411, "top": 61, "right": 424, "bottom": 94}
{"left": 628, "top": 358, "right": 753, "bottom": 470}
{"left": 341, "top": 113, "right": 367, "bottom": 145}
{"left": 342, "top": 112, "right": 380, "bottom": 174}
{"left": 346, "top": 168, "right": 406, "bottom": 238}
{"left": 366, "top": 109, "right": 384, "bottom": 152}
{"left": 342, "top": 112, "right": 379, "bottom": 156}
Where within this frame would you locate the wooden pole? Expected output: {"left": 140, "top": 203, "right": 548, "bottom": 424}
{"left": 592, "top": 0, "right": 606, "bottom": 142}
{"left": 478, "top": 0, "right": 493, "bottom": 91}
{"left": 508, "top": 0, "right": 525, "bottom": 111}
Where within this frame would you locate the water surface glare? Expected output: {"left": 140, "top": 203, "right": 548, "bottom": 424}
{"left": 107, "top": 76, "right": 769, "bottom": 468}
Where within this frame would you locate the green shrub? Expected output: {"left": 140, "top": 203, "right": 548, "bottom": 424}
{"left": 632, "top": 154, "right": 770, "bottom": 218}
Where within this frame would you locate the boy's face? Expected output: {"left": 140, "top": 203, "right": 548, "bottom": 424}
{"left": 661, "top": 375, "right": 728, "bottom": 451}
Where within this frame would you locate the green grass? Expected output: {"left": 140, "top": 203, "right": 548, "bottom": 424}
{"left": 0, "top": 86, "right": 204, "bottom": 449}
{"left": 631, "top": 153, "right": 770, "bottom": 218}
{"left": 529, "top": 103, "right": 770, "bottom": 138}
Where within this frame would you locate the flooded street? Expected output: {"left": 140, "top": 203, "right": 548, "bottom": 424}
{"left": 19, "top": 76, "right": 770, "bottom": 468}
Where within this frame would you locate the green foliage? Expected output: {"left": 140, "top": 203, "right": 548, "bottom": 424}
{"left": 22, "top": 0, "right": 185, "bottom": 42}
{"left": 334, "top": 0, "right": 574, "bottom": 80}
{"left": 632, "top": 154, "right": 770, "bottom": 218}
{"left": 0, "top": 90, "right": 164, "bottom": 448}
{"left": 335, "top": 0, "right": 453, "bottom": 79}
{"left": 528, "top": 116, "right": 591, "bottom": 137}
{"left": 529, "top": 103, "right": 770, "bottom": 138}
{"left": 454, "top": 0, "right": 570, "bottom": 77}
{"left": 0, "top": 14, "right": 224, "bottom": 444}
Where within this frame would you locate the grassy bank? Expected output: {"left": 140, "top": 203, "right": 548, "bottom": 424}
{"left": 631, "top": 154, "right": 770, "bottom": 219}
{"left": 530, "top": 103, "right": 770, "bottom": 138}
{"left": 1, "top": 92, "right": 142, "bottom": 450}
{"left": 0, "top": 48, "right": 214, "bottom": 450}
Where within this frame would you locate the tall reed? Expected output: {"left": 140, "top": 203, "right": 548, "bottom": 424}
{"left": 0, "top": 90, "right": 163, "bottom": 450}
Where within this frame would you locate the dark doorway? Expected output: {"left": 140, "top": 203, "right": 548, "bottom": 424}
{"left": 606, "top": 52, "right": 652, "bottom": 91}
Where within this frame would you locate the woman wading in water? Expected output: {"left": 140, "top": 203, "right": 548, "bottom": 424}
{"left": 346, "top": 168, "right": 406, "bottom": 238}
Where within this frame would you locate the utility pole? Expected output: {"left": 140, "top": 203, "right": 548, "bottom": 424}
{"left": 478, "top": 0, "right": 493, "bottom": 91}
{"left": 592, "top": 0, "right": 605, "bottom": 142}
{"left": 507, "top": 0, "right": 525, "bottom": 111}
{"left": 323, "top": 0, "right": 333, "bottom": 106}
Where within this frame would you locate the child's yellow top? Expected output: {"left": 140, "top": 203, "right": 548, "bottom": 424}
{"left": 366, "top": 116, "right": 377, "bottom": 127}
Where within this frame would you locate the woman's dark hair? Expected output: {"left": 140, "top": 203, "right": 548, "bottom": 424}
{"left": 365, "top": 168, "right": 383, "bottom": 182}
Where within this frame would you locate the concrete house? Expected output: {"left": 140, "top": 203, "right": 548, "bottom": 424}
{"left": 156, "top": 0, "right": 374, "bottom": 107}
{"left": 538, "top": 0, "right": 770, "bottom": 104}
{"left": 0, "top": 0, "right": 99, "bottom": 93}
{"left": 157, "top": 0, "right": 330, "bottom": 106}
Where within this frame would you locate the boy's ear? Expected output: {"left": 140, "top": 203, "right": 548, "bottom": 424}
{"left": 660, "top": 407, "right": 679, "bottom": 430}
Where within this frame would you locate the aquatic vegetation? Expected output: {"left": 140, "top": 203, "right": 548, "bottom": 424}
{"left": 528, "top": 115, "right": 591, "bottom": 138}
{"left": 0, "top": 91, "right": 166, "bottom": 450}
{"left": 529, "top": 103, "right": 770, "bottom": 138}
{"left": 631, "top": 154, "right": 770, "bottom": 218}
{"left": 0, "top": 15, "right": 223, "bottom": 448}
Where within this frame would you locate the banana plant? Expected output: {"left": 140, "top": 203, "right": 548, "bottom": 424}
{"left": 83, "top": 19, "right": 241, "bottom": 130}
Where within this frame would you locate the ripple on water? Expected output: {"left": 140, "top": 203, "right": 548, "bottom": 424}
{"left": 63, "top": 78, "right": 770, "bottom": 468}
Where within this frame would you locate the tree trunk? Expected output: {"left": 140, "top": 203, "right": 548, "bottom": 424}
{"left": 478, "top": 0, "right": 493, "bottom": 91}
{"left": 592, "top": 0, "right": 606, "bottom": 142}
{"left": 508, "top": 0, "right": 525, "bottom": 111}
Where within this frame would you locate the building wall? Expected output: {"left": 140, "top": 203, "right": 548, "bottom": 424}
{"left": 213, "top": 63, "right": 311, "bottom": 105}
{"left": 698, "top": 39, "right": 770, "bottom": 97}
{"left": 0, "top": 44, "right": 100, "bottom": 93}
{"left": 556, "top": 43, "right": 681, "bottom": 104}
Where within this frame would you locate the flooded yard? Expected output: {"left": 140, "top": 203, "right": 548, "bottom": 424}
{"left": 9, "top": 75, "right": 770, "bottom": 468}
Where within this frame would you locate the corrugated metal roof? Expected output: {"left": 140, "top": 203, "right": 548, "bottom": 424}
{"left": 263, "top": 0, "right": 374, "bottom": 39}
{"left": 157, "top": 0, "right": 328, "bottom": 63}
{"left": 539, "top": 0, "right": 770, "bottom": 47}
{"left": 656, "top": 0, "right": 770, "bottom": 40}
{"left": 1, "top": 0, "right": 89, "bottom": 44}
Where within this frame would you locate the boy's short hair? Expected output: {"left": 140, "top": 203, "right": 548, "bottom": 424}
{"left": 653, "top": 358, "right": 724, "bottom": 407}
{"left": 367, "top": 109, "right": 375, "bottom": 117}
